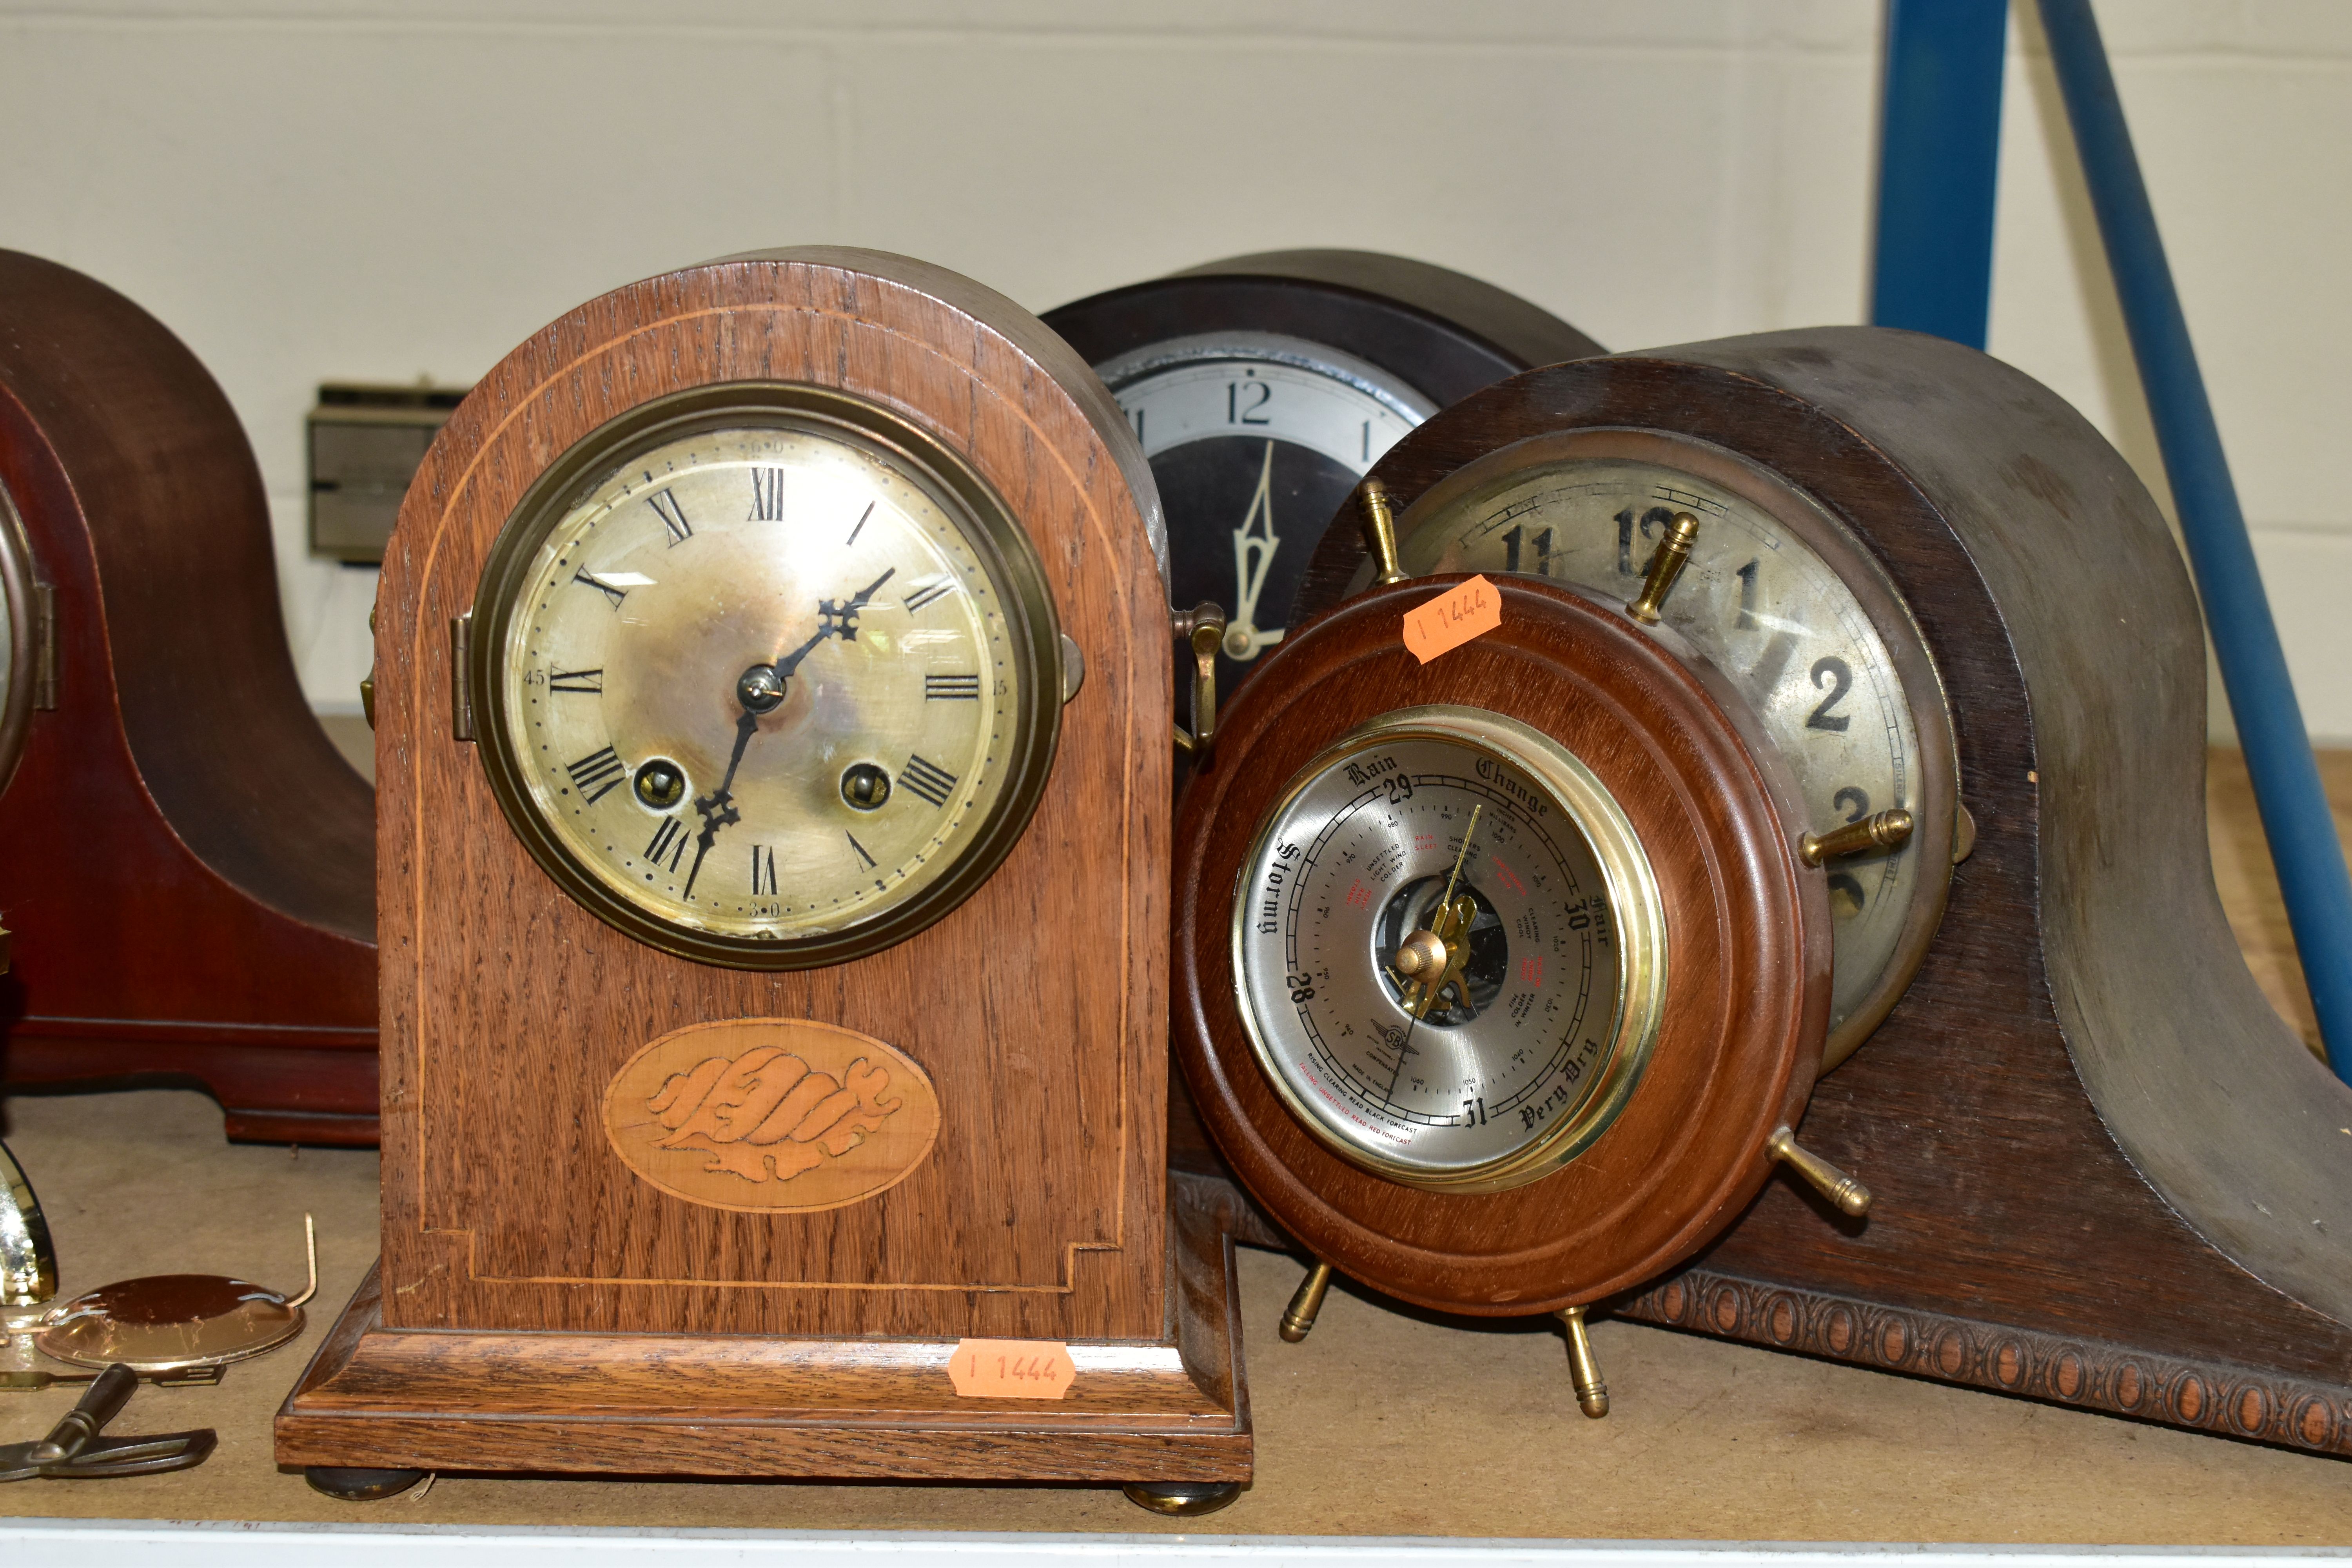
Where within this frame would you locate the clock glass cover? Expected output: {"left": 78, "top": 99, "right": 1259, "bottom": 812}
{"left": 1233, "top": 706, "right": 1666, "bottom": 1192}
{"left": 472, "top": 386, "right": 1061, "bottom": 969}
{"left": 1098, "top": 332, "right": 1436, "bottom": 677}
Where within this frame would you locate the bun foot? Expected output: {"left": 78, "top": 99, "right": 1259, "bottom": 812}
{"left": 1124, "top": 1480, "right": 1241, "bottom": 1516}
{"left": 305, "top": 1466, "right": 426, "bottom": 1501}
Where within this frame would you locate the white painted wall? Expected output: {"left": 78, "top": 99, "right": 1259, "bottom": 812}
{"left": 0, "top": 1, "right": 2343, "bottom": 737}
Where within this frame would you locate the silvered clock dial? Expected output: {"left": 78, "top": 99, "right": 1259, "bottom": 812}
{"left": 1043, "top": 253, "right": 1604, "bottom": 689}
{"left": 1098, "top": 332, "right": 1434, "bottom": 670}
{"left": 1370, "top": 430, "right": 1959, "bottom": 1065}
{"left": 471, "top": 385, "right": 1062, "bottom": 969}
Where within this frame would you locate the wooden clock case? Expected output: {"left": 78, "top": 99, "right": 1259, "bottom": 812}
{"left": 1043, "top": 249, "right": 1606, "bottom": 417}
{"left": 1289, "top": 327, "right": 2352, "bottom": 1460}
{"left": 276, "top": 249, "right": 1250, "bottom": 1488}
{"left": 0, "top": 251, "right": 377, "bottom": 1143}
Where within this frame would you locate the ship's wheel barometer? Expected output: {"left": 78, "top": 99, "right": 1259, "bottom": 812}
{"left": 1178, "top": 347, "right": 1970, "bottom": 1415}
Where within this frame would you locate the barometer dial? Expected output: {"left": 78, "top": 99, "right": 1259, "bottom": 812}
{"left": 1234, "top": 708, "right": 1666, "bottom": 1192}
{"left": 472, "top": 386, "right": 1061, "bottom": 970}
{"left": 1356, "top": 432, "right": 1956, "bottom": 1064}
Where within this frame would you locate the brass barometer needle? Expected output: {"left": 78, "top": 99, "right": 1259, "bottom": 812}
{"left": 1387, "top": 802, "right": 1482, "bottom": 1108}
{"left": 679, "top": 567, "right": 897, "bottom": 898}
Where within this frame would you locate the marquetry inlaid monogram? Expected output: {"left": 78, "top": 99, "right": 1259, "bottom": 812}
{"left": 602, "top": 1018, "right": 941, "bottom": 1214}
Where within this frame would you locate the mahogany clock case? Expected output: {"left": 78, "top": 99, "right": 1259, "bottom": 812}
{"left": 276, "top": 249, "right": 1248, "bottom": 1487}
{"left": 1291, "top": 328, "right": 2352, "bottom": 1461}
{"left": 0, "top": 251, "right": 376, "bottom": 1144}
{"left": 1173, "top": 576, "right": 1833, "bottom": 1315}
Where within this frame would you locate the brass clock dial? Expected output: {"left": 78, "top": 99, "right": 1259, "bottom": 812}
{"left": 472, "top": 385, "right": 1062, "bottom": 969}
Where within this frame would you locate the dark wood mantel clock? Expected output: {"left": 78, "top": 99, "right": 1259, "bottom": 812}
{"left": 1184, "top": 325, "right": 2352, "bottom": 1461}
{"left": 0, "top": 251, "right": 376, "bottom": 1142}
{"left": 276, "top": 248, "right": 1250, "bottom": 1508}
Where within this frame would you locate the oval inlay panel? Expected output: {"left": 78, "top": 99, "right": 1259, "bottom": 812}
{"left": 603, "top": 1017, "right": 942, "bottom": 1213}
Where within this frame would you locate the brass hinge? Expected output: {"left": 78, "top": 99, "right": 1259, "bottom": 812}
{"left": 449, "top": 611, "right": 474, "bottom": 742}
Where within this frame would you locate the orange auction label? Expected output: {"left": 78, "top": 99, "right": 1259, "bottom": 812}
{"left": 1401, "top": 575, "right": 1503, "bottom": 664}
{"left": 947, "top": 1338, "right": 1076, "bottom": 1400}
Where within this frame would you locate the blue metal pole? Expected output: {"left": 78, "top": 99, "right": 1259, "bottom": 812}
{"left": 2037, "top": 0, "right": 2352, "bottom": 1078}
{"left": 1869, "top": 0, "right": 2010, "bottom": 349}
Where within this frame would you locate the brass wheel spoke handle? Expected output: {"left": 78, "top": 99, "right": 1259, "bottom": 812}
{"left": 1766, "top": 1126, "right": 1873, "bottom": 1216}
{"left": 1626, "top": 512, "right": 1700, "bottom": 625}
{"left": 1171, "top": 603, "right": 1226, "bottom": 764}
{"left": 1556, "top": 1305, "right": 1609, "bottom": 1419}
{"left": 1279, "top": 1261, "right": 1334, "bottom": 1343}
{"left": 1801, "top": 807, "right": 1915, "bottom": 867}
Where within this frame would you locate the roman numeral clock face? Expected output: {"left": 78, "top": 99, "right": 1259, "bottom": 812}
{"left": 473, "top": 399, "right": 1059, "bottom": 968}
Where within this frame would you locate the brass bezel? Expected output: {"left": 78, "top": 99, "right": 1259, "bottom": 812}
{"left": 1372, "top": 428, "right": 1960, "bottom": 1070}
{"left": 470, "top": 383, "right": 1063, "bottom": 971}
{"left": 1229, "top": 704, "right": 1669, "bottom": 1194}
{"left": 0, "top": 479, "right": 39, "bottom": 800}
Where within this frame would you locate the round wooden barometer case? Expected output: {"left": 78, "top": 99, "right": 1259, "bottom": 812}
{"left": 1045, "top": 250, "right": 1602, "bottom": 690}
{"left": 1174, "top": 569, "right": 1833, "bottom": 1318}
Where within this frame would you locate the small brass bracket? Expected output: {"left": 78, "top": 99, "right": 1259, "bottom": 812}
{"left": 1767, "top": 1125, "right": 1872, "bottom": 1216}
{"left": 449, "top": 612, "right": 474, "bottom": 743}
{"left": 360, "top": 605, "right": 378, "bottom": 730}
{"left": 1626, "top": 512, "right": 1700, "bottom": 625}
{"left": 31, "top": 583, "right": 56, "bottom": 711}
{"left": 1556, "top": 1305, "right": 1610, "bottom": 1418}
{"left": 1059, "top": 632, "right": 1085, "bottom": 705}
{"left": 1170, "top": 603, "right": 1224, "bottom": 765}
{"left": 1357, "top": 479, "right": 1408, "bottom": 587}
{"left": 1279, "top": 1260, "right": 1334, "bottom": 1343}
{"left": 1800, "top": 806, "right": 1915, "bottom": 867}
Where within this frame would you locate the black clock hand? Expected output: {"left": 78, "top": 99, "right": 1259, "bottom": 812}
{"left": 680, "top": 708, "right": 756, "bottom": 900}
{"left": 677, "top": 566, "right": 898, "bottom": 900}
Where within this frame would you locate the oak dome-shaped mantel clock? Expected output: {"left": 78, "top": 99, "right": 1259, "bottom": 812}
{"left": 277, "top": 248, "right": 1250, "bottom": 1506}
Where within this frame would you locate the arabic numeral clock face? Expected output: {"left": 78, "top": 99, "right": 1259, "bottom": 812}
{"left": 1098, "top": 333, "right": 1436, "bottom": 677}
{"left": 1236, "top": 708, "right": 1668, "bottom": 1191}
{"left": 1387, "top": 432, "right": 1958, "bottom": 1062}
{"left": 472, "top": 386, "right": 1061, "bottom": 969}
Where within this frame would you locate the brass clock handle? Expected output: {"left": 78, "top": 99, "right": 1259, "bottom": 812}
{"left": 1357, "top": 479, "right": 1408, "bottom": 587}
{"left": 1171, "top": 603, "right": 1225, "bottom": 765}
